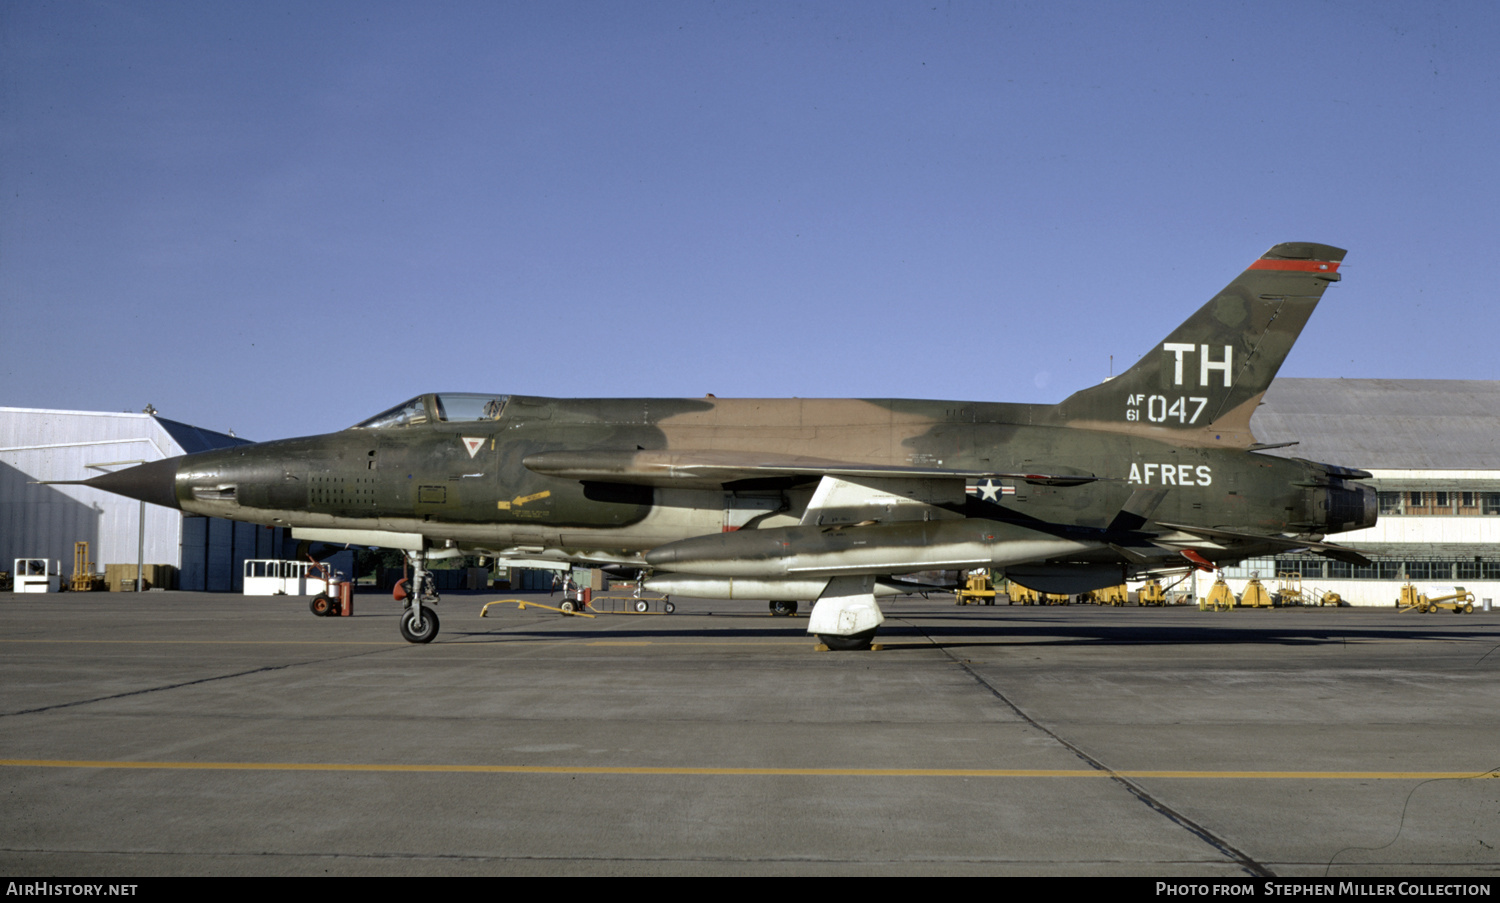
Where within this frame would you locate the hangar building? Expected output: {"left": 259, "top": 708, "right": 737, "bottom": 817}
{"left": 1215, "top": 378, "right": 1500, "bottom": 606}
{"left": 1, "top": 407, "right": 285, "bottom": 591}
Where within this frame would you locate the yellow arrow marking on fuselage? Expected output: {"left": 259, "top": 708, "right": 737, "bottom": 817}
{"left": 497, "top": 490, "right": 551, "bottom": 510}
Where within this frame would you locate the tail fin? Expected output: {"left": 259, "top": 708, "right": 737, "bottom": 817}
{"left": 1049, "top": 242, "right": 1346, "bottom": 447}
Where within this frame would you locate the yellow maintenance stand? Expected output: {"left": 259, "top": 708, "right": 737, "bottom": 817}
{"left": 1398, "top": 583, "right": 1476, "bottom": 614}
{"left": 1086, "top": 584, "right": 1129, "bottom": 606}
{"left": 1278, "top": 572, "right": 1341, "bottom": 606}
{"left": 1238, "top": 577, "right": 1274, "bottom": 608}
{"left": 1006, "top": 584, "right": 1070, "bottom": 605}
{"left": 1201, "top": 576, "right": 1274, "bottom": 611}
{"left": 1137, "top": 580, "right": 1167, "bottom": 606}
{"left": 70, "top": 542, "right": 102, "bottom": 592}
{"left": 1275, "top": 572, "right": 1306, "bottom": 606}
{"left": 589, "top": 592, "right": 676, "bottom": 614}
{"left": 1200, "top": 578, "right": 1236, "bottom": 612}
{"left": 955, "top": 569, "right": 1001, "bottom": 605}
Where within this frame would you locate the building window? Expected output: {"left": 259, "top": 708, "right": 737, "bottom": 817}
{"left": 1219, "top": 557, "right": 1275, "bottom": 579}
{"left": 1377, "top": 491, "right": 1500, "bottom": 516}
{"left": 1274, "top": 557, "right": 1308, "bottom": 577}
{"left": 1406, "top": 561, "right": 1451, "bottom": 581}
{"left": 1213, "top": 556, "right": 1498, "bottom": 582}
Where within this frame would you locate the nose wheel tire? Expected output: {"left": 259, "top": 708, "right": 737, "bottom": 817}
{"left": 400, "top": 607, "right": 440, "bottom": 643}
{"left": 634, "top": 599, "right": 649, "bottom": 613}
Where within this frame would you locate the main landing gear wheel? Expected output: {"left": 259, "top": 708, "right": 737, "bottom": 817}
{"left": 770, "top": 600, "right": 799, "bottom": 616}
{"left": 817, "top": 629, "right": 876, "bottom": 651}
{"left": 559, "top": 600, "right": 577, "bottom": 614}
{"left": 310, "top": 594, "right": 333, "bottom": 617}
{"left": 400, "top": 607, "right": 440, "bottom": 644}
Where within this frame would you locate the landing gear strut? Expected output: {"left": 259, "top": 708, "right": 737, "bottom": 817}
{"left": 398, "top": 550, "right": 441, "bottom": 644}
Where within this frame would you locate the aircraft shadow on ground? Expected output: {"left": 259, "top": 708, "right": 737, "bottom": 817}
{"left": 441, "top": 615, "right": 1500, "bottom": 649}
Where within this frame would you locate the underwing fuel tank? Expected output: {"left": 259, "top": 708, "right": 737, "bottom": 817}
{"left": 644, "top": 519, "right": 1100, "bottom": 578}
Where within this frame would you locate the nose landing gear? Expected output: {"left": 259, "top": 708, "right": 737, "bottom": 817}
{"left": 397, "top": 550, "right": 442, "bottom": 644}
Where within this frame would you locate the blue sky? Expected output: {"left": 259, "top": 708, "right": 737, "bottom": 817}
{"left": 4, "top": 1, "right": 1498, "bottom": 441}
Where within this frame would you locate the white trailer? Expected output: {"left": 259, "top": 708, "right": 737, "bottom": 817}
{"left": 14, "top": 558, "right": 61, "bottom": 593}
{"left": 242, "top": 559, "right": 330, "bottom": 596}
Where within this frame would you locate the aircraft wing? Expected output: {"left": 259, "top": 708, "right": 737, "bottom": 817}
{"left": 522, "top": 449, "right": 1099, "bottom": 489}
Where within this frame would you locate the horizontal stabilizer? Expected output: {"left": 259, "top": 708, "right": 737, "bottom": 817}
{"left": 1155, "top": 521, "right": 1372, "bottom": 566}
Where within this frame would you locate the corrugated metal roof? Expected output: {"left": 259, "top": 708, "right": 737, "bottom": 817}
{"left": 1252, "top": 379, "right": 1500, "bottom": 470}
{"left": 154, "top": 416, "right": 250, "bottom": 454}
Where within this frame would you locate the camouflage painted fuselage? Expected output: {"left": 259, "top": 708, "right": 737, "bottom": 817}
{"left": 176, "top": 394, "right": 1363, "bottom": 555}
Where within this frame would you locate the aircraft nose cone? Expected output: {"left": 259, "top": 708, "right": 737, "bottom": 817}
{"left": 84, "top": 457, "right": 183, "bottom": 509}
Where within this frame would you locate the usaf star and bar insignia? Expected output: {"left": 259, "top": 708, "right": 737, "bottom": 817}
{"left": 965, "top": 479, "right": 1015, "bottom": 502}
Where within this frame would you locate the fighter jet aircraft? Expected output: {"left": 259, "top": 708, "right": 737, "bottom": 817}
{"left": 78, "top": 242, "right": 1374, "bottom": 648}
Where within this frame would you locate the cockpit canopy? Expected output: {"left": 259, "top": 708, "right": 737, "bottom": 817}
{"left": 351, "top": 394, "right": 510, "bottom": 429}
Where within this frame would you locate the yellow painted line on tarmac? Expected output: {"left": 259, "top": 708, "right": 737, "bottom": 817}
{"left": 0, "top": 638, "right": 810, "bottom": 648}
{"left": 1, "top": 759, "right": 1494, "bottom": 780}
{"left": 0, "top": 639, "right": 401, "bottom": 646}
{"left": 579, "top": 636, "right": 810, "bottom": 642}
